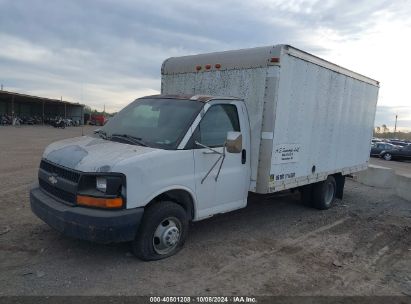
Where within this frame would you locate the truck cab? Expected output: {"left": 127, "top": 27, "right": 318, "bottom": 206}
{"left": 31, "top": 94, "right": 251, "bottom": 260}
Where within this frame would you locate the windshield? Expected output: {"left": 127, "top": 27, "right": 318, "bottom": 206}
{"left": 100, "top": 98, "right": 204, "bottom": 149}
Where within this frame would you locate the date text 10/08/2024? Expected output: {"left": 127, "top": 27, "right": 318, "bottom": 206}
{"left": 149, "top": 296, "right": 257, "bottom": 303}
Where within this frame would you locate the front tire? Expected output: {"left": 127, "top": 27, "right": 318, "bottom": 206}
{"left": 312, "top": 176, "right": 336, "bottom": 210}
{"left": 383, "top": 153, "right": 392, "bottom": 161}
{"left": 132, "top": 201, "right": 188, "bottom": 261}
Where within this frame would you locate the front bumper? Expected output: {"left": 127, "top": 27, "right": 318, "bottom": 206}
{"left": 30, "top": 186, "right": 144, "bottom": 243}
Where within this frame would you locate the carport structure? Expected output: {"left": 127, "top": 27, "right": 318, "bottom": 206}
{"left": 0, "top": 90, "right": 85, "bottom": 124}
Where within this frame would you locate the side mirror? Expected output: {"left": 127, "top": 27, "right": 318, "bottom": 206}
{"left": 226, "top": 131, "right": 242, "bottom": 153}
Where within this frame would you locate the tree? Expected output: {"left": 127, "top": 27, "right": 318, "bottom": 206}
{"left": 382, "top": 124, "right": 389, "bottom": 133}
{"left": 83, "top": 105, "right": 92, "bottom": 114}
{"left": 375, "top": 126, "right": 381, "bottom": 134}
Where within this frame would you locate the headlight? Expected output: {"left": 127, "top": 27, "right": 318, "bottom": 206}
{"left": 77, "top": 174, "right": 126, "bottom": 209}
{"left": 96, "top": 176, "right": 107, "bottom": 192}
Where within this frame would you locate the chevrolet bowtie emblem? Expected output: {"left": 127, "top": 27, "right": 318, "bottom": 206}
{"left": 48, "top": 175, "right": 58, "bottom": 185}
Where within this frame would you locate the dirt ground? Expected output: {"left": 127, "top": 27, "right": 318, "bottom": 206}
{"left": 0, "top": 125, "right": 410, "bottom": 296}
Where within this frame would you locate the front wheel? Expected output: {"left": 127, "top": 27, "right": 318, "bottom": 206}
{"left": 132, "top": 201, "right": 188, "bottom": 261}
{"left": 383, "top": 153, "right": 392, "bottom": 161}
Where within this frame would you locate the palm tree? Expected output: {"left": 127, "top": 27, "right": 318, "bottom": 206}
{"left": 382, "top": 124, "right": 389, "bottom": 133}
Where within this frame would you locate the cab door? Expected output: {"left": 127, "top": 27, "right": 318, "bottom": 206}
{"left": 187, "top": 101, "right": 251, "bottom": 219}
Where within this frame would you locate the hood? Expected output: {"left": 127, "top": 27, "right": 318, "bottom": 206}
{"left": 43, "top": 136, "right": 158, "bottom": 172}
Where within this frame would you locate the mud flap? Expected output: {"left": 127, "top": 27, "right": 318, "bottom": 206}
{"left": 334, "top": 174, "right": 345, "bottom": 199}
{"left": 299, "top": 184, "right": 313, "bottom": 206}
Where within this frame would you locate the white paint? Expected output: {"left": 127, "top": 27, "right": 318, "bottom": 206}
{"left": 163, "top": 44, "right": 379, "bottom": 194}
{"left": 269, "top": 52, "right": 379, "bottom": 191}
{"left": 187, "top": 100, "right": 251, "bottom": 219}
{"left": 42, "top": 100, "right": 251, "bottom": 220}
{"left": 261, "top": 132, "right": 273, "bottom": 140}
{"left": 162, "top": 67, "right": 267, "bottom": 183}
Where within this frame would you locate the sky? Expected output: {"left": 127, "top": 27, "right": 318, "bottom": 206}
{"left": 0, "top": 0, "right": 410, "bottom": 130}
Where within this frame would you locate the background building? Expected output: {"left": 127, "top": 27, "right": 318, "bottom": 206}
{"left": 0, "top": 90, "right": 84, "bottom": 124}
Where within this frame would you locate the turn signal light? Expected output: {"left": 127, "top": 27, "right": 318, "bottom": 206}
{"left": 77, "top": 195, "right": 123, "bottom": 209}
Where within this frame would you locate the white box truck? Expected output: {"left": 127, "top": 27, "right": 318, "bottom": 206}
{"left": 30, "top": 45, "right": 379, "bottom": 260}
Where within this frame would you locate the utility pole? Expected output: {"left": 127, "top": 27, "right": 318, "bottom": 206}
{"left": 62, "top": 96, "right": 67, "bottom": 118}
{"left": 394, "top": 114, "right": 398, "bottom": 138}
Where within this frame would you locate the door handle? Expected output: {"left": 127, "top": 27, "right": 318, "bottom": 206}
{"left": 241, "top": 149, "right": 246, "bottom": 164}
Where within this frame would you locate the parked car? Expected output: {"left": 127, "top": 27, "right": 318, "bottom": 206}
{"left": 370, "top": 142, "right": 396, "bottom": 156}
{"left": 380, "top": 144, "right": 411, "bottom": 161}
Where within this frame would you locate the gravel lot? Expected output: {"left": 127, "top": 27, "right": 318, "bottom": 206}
{"left": 0, "top": 126, "right": 410, "bottom": 296}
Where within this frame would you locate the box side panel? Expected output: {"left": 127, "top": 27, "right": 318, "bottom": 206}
{"left": 161, "top": 68, "right": 268, "bottom": 187}
{"left": 269, "top": 54, "right": 379, "bottom": 191}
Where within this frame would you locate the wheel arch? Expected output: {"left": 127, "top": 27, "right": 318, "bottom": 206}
{"left": 144, "top": 187, "right": 197, "bottom": 220}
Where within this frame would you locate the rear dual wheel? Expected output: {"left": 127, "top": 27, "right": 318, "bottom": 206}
{"left": 300, "top": 176, "right": 337, "bottom": 210}
{"left": 312, "top": 176, "right": 337, "bottom": 210}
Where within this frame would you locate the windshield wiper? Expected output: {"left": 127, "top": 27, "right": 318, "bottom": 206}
{"left": 94, "top": 129, "right": 108, "bottom": 139}
{"left": 110, "top": 134, "right": 148, "bottom": 147}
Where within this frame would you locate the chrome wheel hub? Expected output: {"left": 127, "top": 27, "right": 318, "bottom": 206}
{"left": 164, "top": 227, "right": 180, "bottom": 246}
{"left": 153, "top": 217, "right": 181, "bottom": 255}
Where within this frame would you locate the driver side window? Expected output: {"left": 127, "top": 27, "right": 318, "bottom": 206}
{"left": 187, "top": 104, "right": 240, "bottom": 149}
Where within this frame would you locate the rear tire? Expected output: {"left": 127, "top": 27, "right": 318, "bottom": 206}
{"left": 383, "top": 153, "right": 392, "bottom": 161}
{"left": 312, "top": 176, "right": 336, "bottom": 210}
{"left": 132, "top": 201, "right": 188, "bottom": 261}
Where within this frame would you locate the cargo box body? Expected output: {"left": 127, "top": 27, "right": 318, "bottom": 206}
{"left": 161, "top": 45, "right": 379, "bottom": 194}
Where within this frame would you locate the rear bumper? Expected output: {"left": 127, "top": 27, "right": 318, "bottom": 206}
{"left": 30, "top": 186, "right": 143, "bottom": 243}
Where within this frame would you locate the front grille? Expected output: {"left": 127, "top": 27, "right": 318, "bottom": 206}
{"left": 39, "top": 179, "right": 76, "bottom": 204}
{"left": 40, "top": 160, "right": 81, "bottom": 183}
